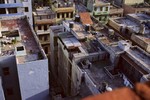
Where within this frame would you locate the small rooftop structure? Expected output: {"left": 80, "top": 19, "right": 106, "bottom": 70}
{"left": 108, "top": 13, "right": 150, "bottom": 53}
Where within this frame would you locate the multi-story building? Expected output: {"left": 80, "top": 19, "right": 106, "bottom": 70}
{"left": 0, "top": 16, "right": 49, "bottom": 100}
{"left": 51, "top": 0, "right": 75, "bottom": 23}
{"left": 50, "top": 25, "right": 64, "bottom": 78}
{"left": 50, "top": 11, "right": 150, "bottom": 98}
{"left": 112, "top": 0, "right": 144, "bottom": 6}
{"left": 87, "top": 0, "right": 110, "bottom": 24}
{"left": 33, "top": 7, "right": 56, "bottom": 57}
{"left": 49, "top": 13, "right": 123, "bottom": 96}
{"left": 0, "top": 78, "right": 5, "bottom": 100}
{"left": 123, "top": 2, "right": 150, "bottom": 15}
{"left": 0, "top": 0, "right": 33, "bottom": 26}
{"left": 108, "top": 13, "right": 150, "bottom": 53}
{"left": 109, "top": 4, "right": 124, "bottom": 18}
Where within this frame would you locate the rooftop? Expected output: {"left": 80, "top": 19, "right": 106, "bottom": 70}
{"left": 58, "top": 31, "right": 105, "bottom": 54}
{"left": 78, "top": 60, "right": 125, "bottom": 91}
{"left": 131, "top": 2, "right": 150, "bottom": 8}
{"left": 0, "top": 17, "right": 45, "bottom": 64}
{"left": 52, "top": 0, "right": 74, "bottom": 8}
{"left": 113, "top": 13, "right": 150, "bottom": 44}
{"left": 33, "top": 7, "right": 55, "bottom": 16}
{"left": 79, "top": 12, "right": 93, "bottom": 25}
{"left": 126, "top": 47, "right": 150, "bottom": 72}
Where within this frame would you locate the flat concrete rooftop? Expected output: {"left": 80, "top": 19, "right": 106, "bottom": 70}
{"left": 0, "top": 17, "right": 45, "bottom": 63}
{"left": 127, "top": 47, "right": 150, "bottom": 70}
{"left": 79, "top": 60, "right": 125, "bottom": 90}
{"left": 33, "top": 7, "right": 55, "bottom": 16}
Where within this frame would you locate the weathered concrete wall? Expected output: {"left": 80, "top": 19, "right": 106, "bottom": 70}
{"left": 123, "top": 5, "right": 136, "bottom": 15}
{"left": 57, "top": 39, "right": 71, "bottom": 96}
{"left": 17, "top": 59, "right": 49, "bottom": 100}
{"left": 71, "top": 61, "right": 83, "bottom": 96}
{"left": 0, "top": 78, "right": 5, "bottom": 100}
{"left": 0, "top": 55, "right": 21, "bottom": 100}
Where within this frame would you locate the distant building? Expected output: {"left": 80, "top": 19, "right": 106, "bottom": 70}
{"left": 0, "top": 0, "right": 33, "bottom": 26}
{"left": 87, "top": 0, "right": 110, "bottom": 24}
{"left": 50, "top": 12, "right": 150, "bottom": 98}
{"left": 51, "top": 0, "right": 75, "bottom": 23}
{"left": 109, "top": 4, "right": 124, "bottom": 18}
{"left": 33, "top": 7, "right": 56, "bottom": 57}
{"left": 0, "top": 16, "right": 49, "bottom": 100}
{"left": 108, "top": 13, "right": 150, "bottom": 53}
{"left": 123, "top": 3, "right": 150, "bottom": 15}
{"left": 113, "top": 0, "right": 144, "bottom": 6}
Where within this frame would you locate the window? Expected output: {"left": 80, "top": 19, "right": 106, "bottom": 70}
{"left": 44, "top": 47, "right": 48, "bottom": 54}
{"left": 6, "top": 88, "right": 13, "bottom": 95}
{"left": 66, "top": 12, "right": 69, "bottom": 18}
{"left": 44, "top": 36, "right": 48, "bottom": 41}
{"left": 62, "top": 13, "right": 64, "bottom": 18}
{"left": 94, "top": 7, "right": 97, "bottom": 11}
{"left": 100, "top": 7, "right": 103, "bottom": 11}
{"left": 44, "top": 25, "right": 47, "bottom": 31}
{"left": 0, "top": 8, "right": 6, "bottom": 14}
{"left": 2, "top": 67, "right": 10, "bottom": 76}
{"left": 17, "top": 46, "right": 24, "bottom": 51}
{"left": 38, "top": 25, "right": 42, "bottom": 30}
{"left": 57, "top": 13, "right": 60, "bottom": 18}
{"left": 8, "top": 8, "right": 17, "bottom": 13}
{"left": 106, "top": 7, "right": 108, "bottom": 11}
{"left": 25, "top": 7, "right": 28, "bottom": 12}
{"left": 0, "top": 0, "right": 5, "bottom": 3}
{"left": 70, "top": 12, "right": 73, "bottom": 18}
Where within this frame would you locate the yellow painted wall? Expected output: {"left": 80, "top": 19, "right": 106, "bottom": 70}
{"left": 124, "top": 0, "right": 144, "bottom": 5}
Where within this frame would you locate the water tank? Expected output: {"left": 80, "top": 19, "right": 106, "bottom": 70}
{"left": 85, "top": 24, "right": 90, "bottom": 32}
{"left": 75, "top": 15, "right": 80, "bottom": 22}
{"left": 69, "top": 22, "right": 74, "bottom": 29}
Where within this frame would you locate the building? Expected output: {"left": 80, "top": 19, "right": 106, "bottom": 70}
{"left": 50, "top": 11, "right": 150, "bottom": 98}
{"left": 87, "top": 0, "right": 110, "bottom": 24}
{"left": 108, "top": 13, "right": 150, "bottom": 53}
{"left": 0, "top": 78, "right": 5, "bottom": 100}
{"left": 49, "top": 13, "right": 125, "bottom": 97}
{"left": 109, "top": 4, "right": 124, "bottom": 18}
{"left": 0, "top": 16, "right": 49, "bottom": 100}
{"left": 33, "top": 7, "right": 56, "bottom": 57}
{"left": 123, "top": 2, "right": 150, "bottom": 15}
{"left": 49, "top": 25, "right": 65, "bottom": 78}
{"left": 0, "top": 0, "right": 33, "bottom": 26}
{"left": 113, "top": 0, "right": 144, "bottom": 6}
{"left": 51, "top": 0, "right": 75, "bottom": 23}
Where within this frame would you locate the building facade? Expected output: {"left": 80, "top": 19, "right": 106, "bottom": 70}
{"left": 33, "top": 7, "right": 56, "bottom": 57}
{"left": 0, "top": 0, "right": 33, "bottom": 25}
{"left": 0, "top": 16, "right": 49, "bottom": 100}
{"left": 51, "top": 0, "right": 75, "bottom": 23}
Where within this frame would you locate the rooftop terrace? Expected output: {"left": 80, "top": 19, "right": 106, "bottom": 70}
{"left": 0, "top": 17, "right": 45, "bottom": 64}
{"left": 78, "top": 60, "right": 125, "bottom": 91}
{"left": 52, "top": 0, "right": 74, "bottom": 8}
{"left": 126, "top": 47, "right": 150, "bottom": 72}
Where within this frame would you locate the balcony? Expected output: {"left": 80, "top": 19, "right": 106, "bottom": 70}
{"left": 0, "top": 3, "right": 23, "bottom": 8}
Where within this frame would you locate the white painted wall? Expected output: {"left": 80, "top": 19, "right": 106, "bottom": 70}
{"left": 17, "top": 59, "right": 49, "bottom": 100}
